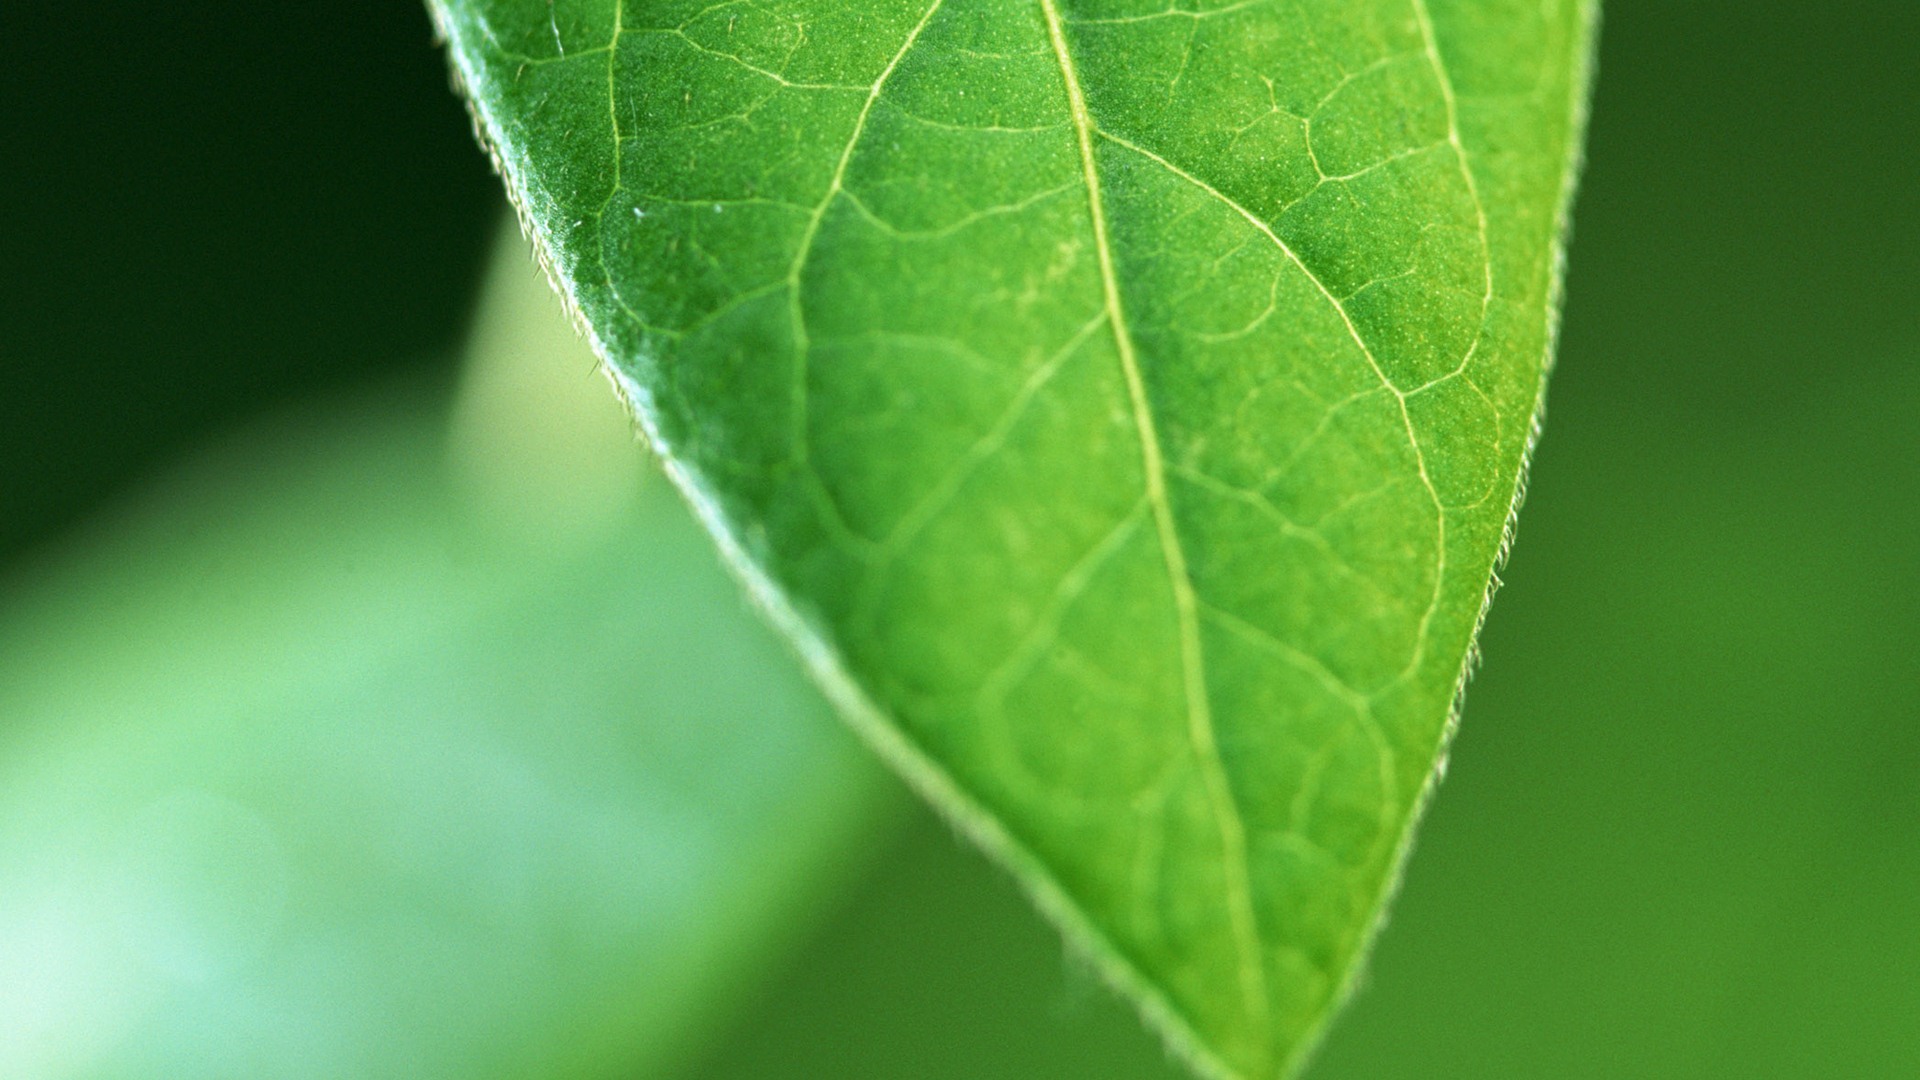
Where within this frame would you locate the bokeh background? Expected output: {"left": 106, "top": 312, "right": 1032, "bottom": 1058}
{"left": 2, "top": 1, "right": 1915, "bottom": 1077}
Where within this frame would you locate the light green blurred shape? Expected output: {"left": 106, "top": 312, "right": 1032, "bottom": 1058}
{"left": 0, "top": 226, "right": 892, "bottom": 1080}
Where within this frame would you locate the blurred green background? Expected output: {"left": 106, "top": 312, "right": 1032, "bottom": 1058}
{"left": 2, "top": 1, "right": 1915, "bottom": 1077}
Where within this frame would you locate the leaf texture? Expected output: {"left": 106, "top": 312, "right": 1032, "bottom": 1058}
{"left": 430, "top": 1, "right": 1596, "bottom": 1074}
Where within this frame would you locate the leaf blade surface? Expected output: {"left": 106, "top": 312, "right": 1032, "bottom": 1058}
{"left": 430, "top": 2, "right": 1596, "bottom": 1073}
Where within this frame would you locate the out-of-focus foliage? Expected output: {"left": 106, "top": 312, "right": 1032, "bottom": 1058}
{"left": 0, "top": 229, "right": 891, "bottom": 1080}
{"left": 0, "top": 0, "right": 497, "bottom": 561}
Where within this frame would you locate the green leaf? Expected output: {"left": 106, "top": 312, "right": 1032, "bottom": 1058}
{"left": 431, "top": 2, "right": 1596, "bottom": 1074}
{"left": 0, "top": 228, "right": 891, "bottom": 1080}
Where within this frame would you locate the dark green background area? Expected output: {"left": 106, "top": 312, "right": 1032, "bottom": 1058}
{"left": 3, "top": 2, "right": 1915, "bottom": 1077}
{"left": 0, "top": 0, "right": 497, "bottom": 560}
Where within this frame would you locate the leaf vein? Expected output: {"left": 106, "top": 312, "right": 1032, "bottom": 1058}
{"left": 785, "top": 0, "right": 948, "bottom": 467}
{"left": 1093, "top": 125, "right": 1452, "bottom": 687}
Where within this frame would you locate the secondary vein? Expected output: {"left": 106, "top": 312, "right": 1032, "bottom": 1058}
{"left": 1094, "top": 126, "right": 1451, "bottom": 685}
{"left": 785, "top": 0, "right": 946, "bottom": 466}
{"left": 1037, "top": 0, "right": 1273, "bottom": 1053}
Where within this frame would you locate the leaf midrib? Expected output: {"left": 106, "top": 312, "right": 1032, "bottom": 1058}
{"left": 1038, "top": 0, "right": 1274, "bottom": 1057}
